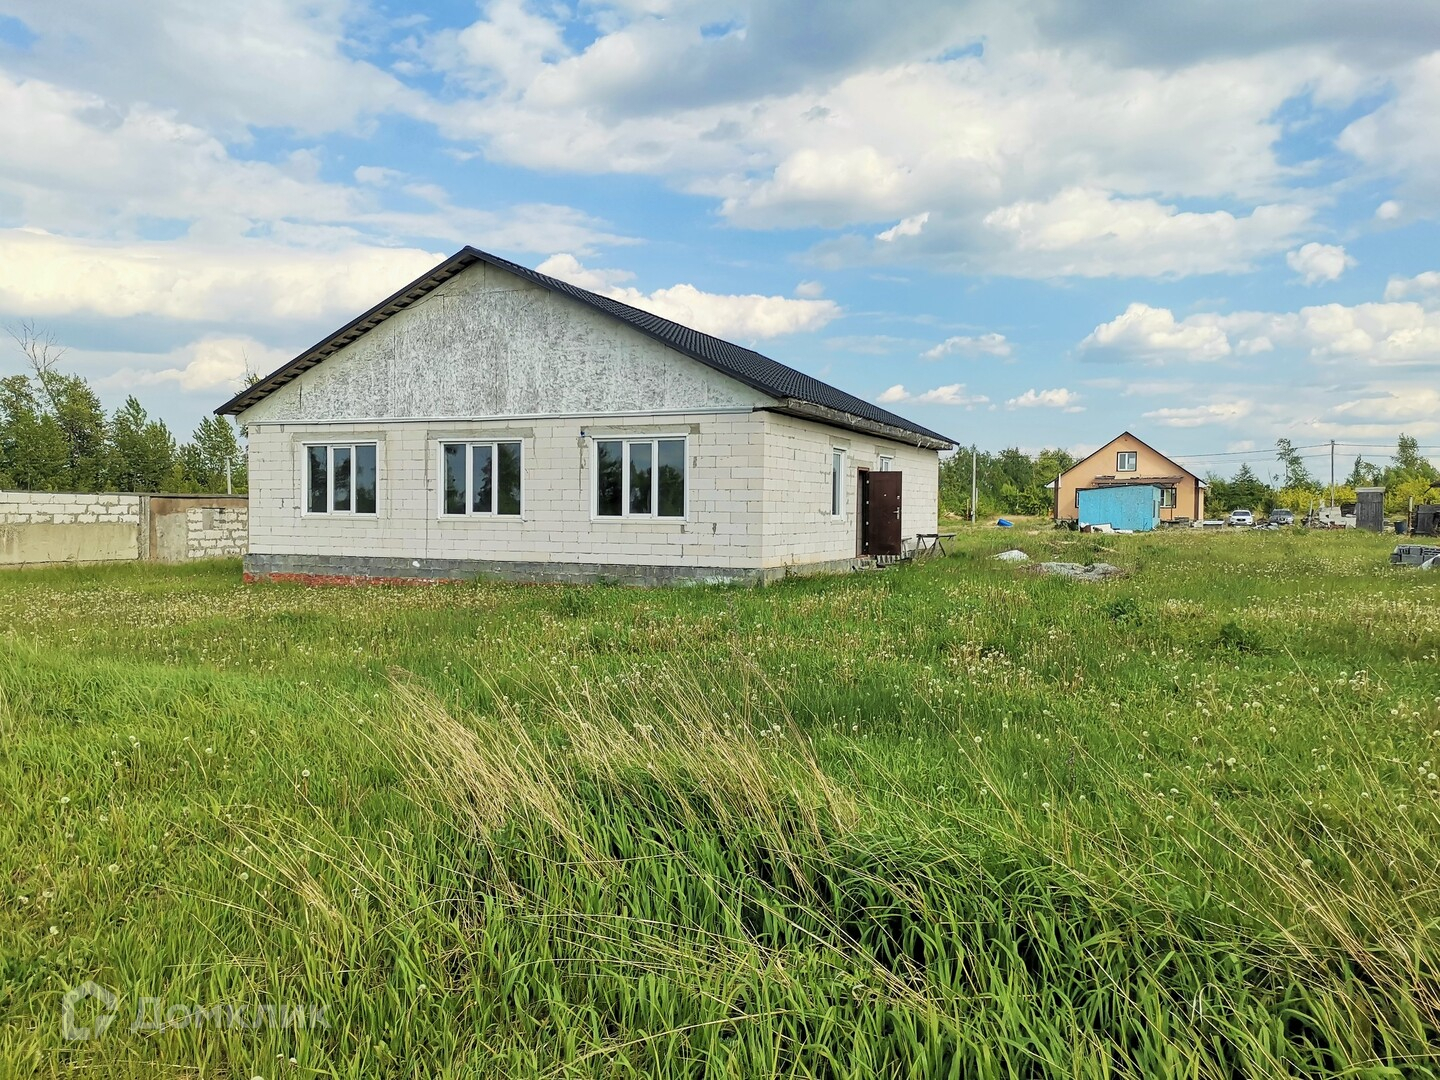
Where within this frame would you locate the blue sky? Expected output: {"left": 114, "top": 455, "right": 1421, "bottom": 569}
{"left": 1, "top": 0, "right": 1439, "bottom": 478}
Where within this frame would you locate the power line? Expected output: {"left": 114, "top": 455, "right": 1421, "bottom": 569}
{"left": 1173, "top": 441, "right": 1440, "bottom": 462}
{"left": 1172, "top": 442, "right": 1330, "bottom": 460}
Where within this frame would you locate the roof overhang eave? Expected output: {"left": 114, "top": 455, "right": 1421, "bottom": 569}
{"left": 766, "top": 400, "right": 954, "bottom": 451}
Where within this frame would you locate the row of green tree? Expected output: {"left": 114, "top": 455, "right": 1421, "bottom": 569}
{"left": 938, "top": 446, "right": 1077, "bottom": 518}
{"left": 0, "top": 325, "right": 245, "bottom": 494}
{"left": 1205, "top": 435, "right": 1439, "bottom": 515}
{"left": 938, "top": 435, "right": 1439, "bottom": 520}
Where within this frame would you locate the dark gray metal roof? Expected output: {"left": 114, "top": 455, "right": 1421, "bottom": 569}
{"left": 216, "top": 246, "right": 954, "bottom": 448}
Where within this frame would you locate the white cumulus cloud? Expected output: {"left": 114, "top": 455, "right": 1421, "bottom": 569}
{"left": 1143, "top": 402, "right": 1254, "bottom": 428}
{"left": 536, "top": 254, "right": 841, "bottom": 340}
{"left": 980, "top": 189, "right": 1312, "bottom": 279}
{"left": 877, "top": 383, "right": 988, "bottom": 407}
{"left": 1286, "top": 242, "right": 1354, "bottom": 285}
{"left": 1083, "top": 277, "right": 1440, "bottom": 369}
{"left": 95, "top": 337, "right": 295, "bottom": 394}
{"left": 921, "top": 333, "right": 1011, "bottom": 359}
{"left": 1383, "top": 270, "right": 1440, "bottom": 303}
{"left": 0, "top": 229, "right": 446, "bottom": 323}
{"left": 876, "top": 212, "right": 930, "bottom": 242}
{"left": 1080, "top": 303, "right": 1233, "bottom": 363}
{"left": 1007, "top": 387, "right": 1082, "bottom": 411}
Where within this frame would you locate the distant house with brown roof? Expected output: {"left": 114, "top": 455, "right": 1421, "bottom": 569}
{"left": 1050, "top": 432, "right": 1206, "bottom": 525}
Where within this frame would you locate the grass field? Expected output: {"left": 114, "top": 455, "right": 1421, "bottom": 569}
{"left": 2, "top": 526, "right": 1438, "bottom": 1078}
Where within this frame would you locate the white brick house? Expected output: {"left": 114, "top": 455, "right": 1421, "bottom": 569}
{"left": 217, "top": 247, "right": 953, "bottom": 585}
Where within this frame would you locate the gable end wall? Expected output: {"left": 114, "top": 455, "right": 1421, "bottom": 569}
{"left": 240, "top": 263, "right": 771, "bottom": 425}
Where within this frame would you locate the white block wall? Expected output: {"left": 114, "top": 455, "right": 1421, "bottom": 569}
{"left": 0, "top": 491, "right": 142, "bottom": 525}
{"left": 246, "top": 410, "right": 941, "bottom": 572}
{"left": 246, "top": 411, "right": 768, "bottom": 569}
{"left": 184, "top": 506, "right": 249, "bottom": 560}
{"left": 758, "top": 412, "right": 939, "bottom": 568}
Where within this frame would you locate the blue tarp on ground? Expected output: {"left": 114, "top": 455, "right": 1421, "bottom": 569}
{"left": 1077, "top": 485, "right": 1162, "bottom": 532}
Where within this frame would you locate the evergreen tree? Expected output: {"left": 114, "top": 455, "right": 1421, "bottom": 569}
{"left": 1345, "top": 454, "right": 1382, "bottom": 488}
{"left": 107, "top": 396, "right": 177, "bottom": 492}
{"left": 181, "top": 415, "right": 246, "bottom": 493}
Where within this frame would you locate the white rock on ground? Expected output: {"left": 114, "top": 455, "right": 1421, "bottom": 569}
{"left": 994, "top": 549, "right": 1030, "bottom": 562}
{"left": 1037, "top": 562, "right": 1123, "bottom": 581}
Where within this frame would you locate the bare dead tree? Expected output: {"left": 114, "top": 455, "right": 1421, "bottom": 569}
{"left": 6, "top": 320, "right": 69, "bottom": 413}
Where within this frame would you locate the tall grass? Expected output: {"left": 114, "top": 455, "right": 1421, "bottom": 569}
{"left": 2, "top": 527, "right": 1438, "bottom": 1076}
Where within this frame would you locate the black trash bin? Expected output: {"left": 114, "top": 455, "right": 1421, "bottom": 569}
{"left": 1395, "top": 520, "right": 1408, "bottom": 535}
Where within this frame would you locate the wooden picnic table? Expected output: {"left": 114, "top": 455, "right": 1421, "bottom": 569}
{"left": 914, "top": 532, "right": 956, "bottom": 557}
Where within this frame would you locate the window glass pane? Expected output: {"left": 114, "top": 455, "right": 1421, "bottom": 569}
{"left": 307, "top": 446, "right": 327, "bottom": 513}
{"left": 596, "top": 440, "right": 623, "bottom": 516}
{"left": 831, "top": 451, "right": 842, "bottom": 516}
{"left": 497, "top": 442, "right": 522, "bottom": 516}
{"left": 657, "top": 439, "right": 685, "bottom": 517}
{"left": 355, "top": 445, "right": 377, "bottom": 514}
{"left": 443, "top": 443, "right": 466, "bottom": 515}
{"left": 332, "top": 446, "right": 352, "bottom": 512}
{"left": 471, "top": 444, "right": 493, "bottom": 514}
{"left": 628, "top": 441, "right": 653, "bottom": 515}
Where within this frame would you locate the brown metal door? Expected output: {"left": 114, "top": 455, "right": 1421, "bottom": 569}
{"left": 868, "top": 471, "right": 903, "bottom": 555}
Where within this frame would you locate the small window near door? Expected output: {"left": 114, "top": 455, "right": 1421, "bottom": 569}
{"left": 831, "top": 449, "right": 845, "bottom": 518}
{"left": 305, "top": 443, "right": 377, "bottom": 515}
{"left": 878, "top": 455, "right": 894, "bottom": 472}
{"left": 1160, "top": 487, "right": 1177, "bottom": 508}
{"left": 1117, "top": 451, "right": 1138, "bottom": 472}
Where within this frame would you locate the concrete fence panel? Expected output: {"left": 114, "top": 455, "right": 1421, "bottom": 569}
{"left": 0, "top": 492, "right": 248, "bottom": 568}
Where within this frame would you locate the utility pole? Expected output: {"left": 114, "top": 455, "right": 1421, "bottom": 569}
{"left": 225, "top": 456, "right": 233, "bottom": 495}
{"left": 970, "top": 445, "right": 977, "bottom": 523}
{"left": 1329, "top": 439, "right": 1335, "bottom": 507}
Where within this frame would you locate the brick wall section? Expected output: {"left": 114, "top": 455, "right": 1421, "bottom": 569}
{"left": 245, "top": 411, "right": 769, "bottom": 571}
{"left": 184, "top": 505, "right": 249, "bottom": 560}
{"left": 759, "top": 412, "right": 940, "bottom": 569}
{"left": 244, "top": 410, "right": 941, "bottom": 582}
{"left": 0, "top": 491, "right": 142, "bottom": 525}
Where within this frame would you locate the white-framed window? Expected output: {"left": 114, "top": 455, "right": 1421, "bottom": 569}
{"left": 878, "top": 455, "right": 894, "bottom": 472}
{"left": 1160, "top": 487, "right": 1177, "bottom": 508}
{"left": 1116, "top": 451, "right": 1138, "bottom": 472}
{"left": 831, "top": 448, "right": 846, "bottom": 518}
{"left": 594, "top": 436, "right": 686, "bottom": 519}
{"left": 440, "top": 440, "right": 523, "bottom": 517}
{"left": 305, "top": 443, "right": 377, "bottom": 515}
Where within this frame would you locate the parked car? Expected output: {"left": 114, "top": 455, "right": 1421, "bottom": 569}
{"left": 1227, "top": 509, "right": 1255, "bottom": 527}
{"left": 1268, "top": 508, "right": 1295, "bottom": 526}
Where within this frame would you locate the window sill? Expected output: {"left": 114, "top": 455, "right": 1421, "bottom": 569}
{"left": 435, "top": 515, "right": 528, "bottom": 523}
{"left": 590, "top": 516, "right": 689, "bottom": 525}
